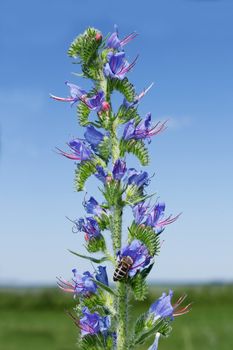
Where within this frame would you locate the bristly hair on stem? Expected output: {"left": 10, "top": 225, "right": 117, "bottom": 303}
{"left": 52, "top": 24, "right": 190, "bottom": 350}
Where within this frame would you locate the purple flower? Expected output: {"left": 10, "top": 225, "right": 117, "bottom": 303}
{"left": 104, "top": 52, "right": 138, "bottom": 80}
{"left": 74, "top": 217, "right": 101, "bottom": 241}
{"left": 56, "top": 139, "right": 92, "bottom": 161}
{"left": 86, "top": 90, "right": 106, "bottom": 112}
{"left": 106, "top": 24, "right": 137, "bottom": 50}
{"left": 79, "top": 307, "right": 110, "bottom": 337}
{"left": 50, "top": 82, "right": 107, "bottom": 112}
{"left": 123, "top": 83, "right": 154, "bottom": 109}
{"left": 133, "top": 201, "right": 150, "bottom": 224}
{"left": 125, "top": 168, "right": 149, "bottom": 188}
{"left": 84, "top": 126, "right": 104, "bottom": 151}
{"left": 57, "top": 269, "right": 97, "bottom": 297}
{"left": 50, "top": 82, "right": 86, "bottom": 105}
{"left": 83, "top": 196, "right": 105, "bottom": 217}
{"left": 95, "top": 266, "right": 109, "bottom": 286}
{"left": 145, "top": 203, "right": 181, "bottom": 234}
{"left": 118, "top": 239, "right": 152, "bottom": 277}
{"left": 112, "top": 159, "right": 127, "bottom": 180}
{"left": 123, "top": 113, "right": 167, "bottom": 141}
{"left": 95, "top": 165, "right": 108, "bottom": 183}
{"left": 149, "top": 290, "right": 191, "bottom": 321}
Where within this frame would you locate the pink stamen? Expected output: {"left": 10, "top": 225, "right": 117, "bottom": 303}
{"left": 120, "top": 32, "right": 138, "bottom": 46}
{"left": 50, "top": 94, "right": 74, "bottom": 102}
{"left": 119, "top": 55, "right": 138, "bottom": 75}
{"left": 55, "top": 147, "right": 81, "bottom": 160}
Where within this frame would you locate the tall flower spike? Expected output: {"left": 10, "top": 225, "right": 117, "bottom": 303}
{"left": 106, "top": 24, "right": 138, "bottom": 50}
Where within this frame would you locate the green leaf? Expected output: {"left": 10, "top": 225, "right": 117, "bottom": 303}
{"left": 120, "top": 139, "right": 149, "bottom": 166}
{"left": 91, "top": 279, "right": 116, "bottom": 296}
{"left": 86, "top": 235, "right": 106, "bottom": 253}
{"left": 102, "top": 180, "right": 124, "bottom": 206}
{"left": 68, "top": 250, "right": 109, "bottom": 264}
{"left": 109, "top": 77, "right": 135, "bottom": 102}
{"left": 125, "top": 184, "right": 144, "bottom": 206}
{"left": 128, "top": 222, "right": 160, "bottom": 256}
{"left": 97, "top": 136, "right": 111, "bottom": 161}
{"left": 79, "top": 334, "right": 102, "bottom": 350}
{"left": 117, "top": 105, "right": 141, "bottom": 124}
{"left": 68, "top": 27, "right": 101, "bottom": 61}
{"left": 75, "top": 157, "right": 104, "bottom": 192}
{"left": 135, "top": 319, "right": 172, "bottom": 345}
{"left": 77, "top": 101, "right": 90, "bottom": 126}
{"left": 95, "top": 213, "right": 110, "bottom": 230}
{"left": 130, "top": 273, "right": 148, "bottom": 301}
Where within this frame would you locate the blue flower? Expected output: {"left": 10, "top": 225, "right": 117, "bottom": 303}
{"left": 95, "top": 165, "right": 108, "bottom": 184}
{"left": 148, "top": 333, "right": 160, "bottom": 350}
{"left": 57, "top": 269, "right": 97, "bottom": 297}
{"left": 112, "top": 159, "right": 127, "bottom": 180}
{"left": 118, "top": 239, "right": 152, "bottom": 277}
{"left": 86, "top": 90, "right": 105, "bottom": 112}
{"left": 51, "top": 82, "right": 108, "bottom": 112}
{"left": 56, "top": 139, "right": 92, "bottom": 161}
{"left": 104, "top": 52, "right": 138, "bottom": 80}
{"left": 133, "top": 201, "right": 150, "bottom": 224}
{"left": 149, "top": 290, "right": 174, "bottom": 321}
{"left": 123, "top": 113, "right": 167, "bottom": 141}
{"left": 79, "top": 307, "right": 110, "bottom": 337}
{"left": 106, "top": 24, "right": 137, "bottom": 50}
{"left": 145, "top": 203, "right": 180, "bottom": 234}
{"left": 95, "top": 266, "right": 109, "bottom": 286}
{"left": 149, "top": 290, "right": 191, "bottom": 322}
{"left": 50, "top": 82, "right": 86, "bottom": 105}
{"left": 125, "top": 168, "right": 149, "bottom": 188}
{"left": 133, "top": 201, "right": 180, "bottom": 234}
{"left": 84, "top": 126, "right": 104, "bottom": 151}
{"left": 83, "top": 196, "right": 105, "bottom": 217}
{"left": 74, "top": 217, "right": 101, "bottom": 241}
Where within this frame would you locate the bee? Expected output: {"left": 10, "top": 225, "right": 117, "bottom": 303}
{"left": 113, "top": 256, "right": 133, "bottom": 281}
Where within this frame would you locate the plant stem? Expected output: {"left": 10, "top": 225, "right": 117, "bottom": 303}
{"left": 117, "top": 283, "right": 129, "bottom": 350}
{"left": 101, "top": 75, "right": 129, "bottom": 350}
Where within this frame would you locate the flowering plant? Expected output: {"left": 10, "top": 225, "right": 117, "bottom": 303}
{"left": 52, "top": 26, "right": 190, "bottom": 350}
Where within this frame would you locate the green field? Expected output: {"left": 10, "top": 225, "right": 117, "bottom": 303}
{"left": 0, "top": 285, "right": 233, "bottom": 350}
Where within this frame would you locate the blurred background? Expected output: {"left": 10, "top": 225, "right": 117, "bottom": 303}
{"left": 0, "top": 0, "right": 233, "bottom": 349}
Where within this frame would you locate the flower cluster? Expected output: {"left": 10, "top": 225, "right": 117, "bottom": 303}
{"left": 53, "top": 25, "right": 189, "bottom": 350}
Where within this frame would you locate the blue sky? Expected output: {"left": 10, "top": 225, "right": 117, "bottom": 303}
{"left": 0, "top": 0, "right": 232, "bottom": 285}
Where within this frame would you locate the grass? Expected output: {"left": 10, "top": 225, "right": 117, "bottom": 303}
{"left": 0, "top": 284, "right": 233, "bottom": 349}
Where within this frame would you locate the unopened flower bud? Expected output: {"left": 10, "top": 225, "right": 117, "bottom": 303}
{"left": 106, "top": 175, "right": 112, "bottom": 183}
{"left": 102, "top": 101, "right": 110, "bottom": 111}
{"left": 95, "top": 32, "right": 102, "bottom": 41}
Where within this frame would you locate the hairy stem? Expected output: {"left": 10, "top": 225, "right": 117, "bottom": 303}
{"left": 117, "top": 283, "right": 129, "bottom": 350}
{"left": 101, "top": 74, "right": 129, "bottom": 350}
